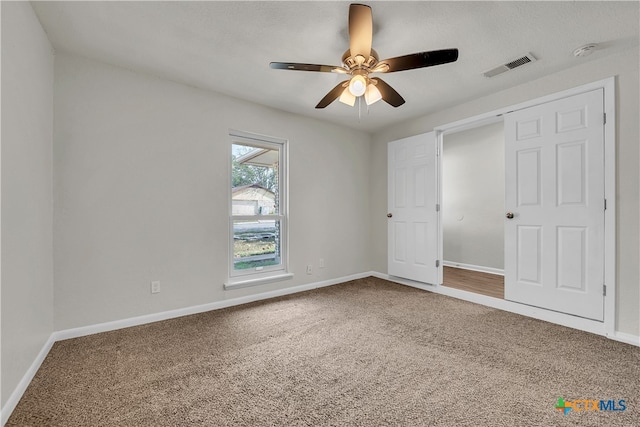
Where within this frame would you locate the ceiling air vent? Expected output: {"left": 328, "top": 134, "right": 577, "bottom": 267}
{"left": 483, "top": 53, "right": 537, "bottom": 78}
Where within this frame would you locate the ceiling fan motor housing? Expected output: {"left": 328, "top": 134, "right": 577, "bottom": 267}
{"left": 342, "top": 49, "right": 379, "bottom": 71}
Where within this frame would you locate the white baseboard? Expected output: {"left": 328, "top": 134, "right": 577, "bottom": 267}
{"left": 443, "top": 260, "right": 504, "bottom": 276}
{"left": 371, "top": 271, "right": 437, "bottom": 292}
{"left": 374, "top": 271, "right": 614, "bottom": 338}
{"left": 2, "top": 270, "right": 636, "bottom": 425}
{"left": 376, "top": 270, "right": 640, "bottom": 347}
{"left": 1, "top": 335, "right": 56, "bottom": 426}
{"left": 1, "top": 272, "right": 369, "bottom": 425}
{"left": 610, "top": 331, "right": 640, "bottom": 347}
{"left": 54, "top": 272, "right": 371, "bottom": 342}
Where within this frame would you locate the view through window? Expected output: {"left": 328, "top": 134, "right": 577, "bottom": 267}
{"left": 230, "top": 136, "right": 286, "bottom": 277}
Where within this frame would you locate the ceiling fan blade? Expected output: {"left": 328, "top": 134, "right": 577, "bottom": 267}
{"left": 315, "top": 81, "right": 349, "bottom": 109}
{"left": 270, "top": 62, "right": 345, "bottom": 73}
{"left": 349, "top": 4, "right": 372, "bottom": 61}
{"left": 376, "top": 49, "right": 459, "bottom": 73}
{"left": 370, "top": 78, "right": 405, "bottom": 107}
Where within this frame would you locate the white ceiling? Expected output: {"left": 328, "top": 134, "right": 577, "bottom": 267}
{"left": 31, "top": 1, "right": 639, "bottom": 133}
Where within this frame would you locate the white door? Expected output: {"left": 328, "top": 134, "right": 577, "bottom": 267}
{"left": 388, "top": 132, "right": 440, "bottom": 284}
{"left": 504, "top": 89, "right": 605, "bottom": 321}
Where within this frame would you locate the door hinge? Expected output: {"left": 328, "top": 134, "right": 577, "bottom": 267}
{"left": 603, "top": 285, "right": 607, "bottom": 296}
{"left": 436, "top": 204, "right": 440, "bottom": 212}
{"left": 436, "top": 146, "right": 440, "bottom": 156}
{"left": 604, "top": 198, "right": 607, "bottom": 210}
{"left": 603, "top": 113, "right": 607, "bottom": 125}
{"left": 435, "top": 260, "right": 440, "bottom": 267}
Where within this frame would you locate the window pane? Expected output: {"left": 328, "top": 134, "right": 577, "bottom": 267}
{"left": 229, "top": 132, "right": 287, "bottom": 283}
{"left": 232, "top": 143, "right": 279, "bottom": 216}
{"left": 233, "top": 219, "right": 281, "bottom": 270}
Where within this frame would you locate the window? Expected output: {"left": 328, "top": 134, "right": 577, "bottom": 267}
{"left": 226, "top": 130, "right": 290, "bottom": 288}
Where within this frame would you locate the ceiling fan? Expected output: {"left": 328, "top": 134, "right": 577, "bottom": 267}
{"left": 269, "top": 3, "right": 459, "bottom": 109}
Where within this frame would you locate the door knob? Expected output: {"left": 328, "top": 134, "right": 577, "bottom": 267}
{"left": 387, "top": 213, "right": 393, "bottom": 218}
{"left": 505, "top": 212, "right": 514, "bottom": 219}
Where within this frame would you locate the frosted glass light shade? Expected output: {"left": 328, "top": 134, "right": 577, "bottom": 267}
{"left": 364, "top": 84, "right": 382, "bottom": 105}
{"left": 348, "top": 75, "right": 367, "bottom": 97}
{"left": 339, "top": 87, "right": 356, "bottom": 106}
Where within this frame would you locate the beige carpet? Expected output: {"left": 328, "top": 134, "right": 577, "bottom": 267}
{"left": 7, "top": 277, "right": 640, "bottom": 426}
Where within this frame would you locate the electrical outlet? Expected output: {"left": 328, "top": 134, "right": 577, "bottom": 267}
{"left": 319, "top": 258, "right": 325, "bottom": 268}
{"left": 306, "top": 264, "right": 312, "bottom": 275}
{"left": 151, "top": 281, "right": 161, "bottom": 294}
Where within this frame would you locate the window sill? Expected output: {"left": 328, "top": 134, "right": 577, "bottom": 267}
{"left": 224, "top": 272, "right": 294, "bottom": 290}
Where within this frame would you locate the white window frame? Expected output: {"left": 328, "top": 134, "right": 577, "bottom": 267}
{"left": 225, "top": 129, "right": 291, "bottom": 289}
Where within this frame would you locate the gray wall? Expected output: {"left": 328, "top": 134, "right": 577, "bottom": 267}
{"left": 443, "top": 122, "right": 504, "bottom": 270}
{"left": 53, "top": 53, "right": 373, "bottom": 330}
{"left": 370, "top": 47, "right": 640, "bottom": 336}
{"left": 1, "top": 2, "right": 55, "bottom": 407}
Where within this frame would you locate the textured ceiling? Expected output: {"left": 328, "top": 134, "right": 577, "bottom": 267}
{"left": 32, "top": 1, "right": 640, "bottom": 133}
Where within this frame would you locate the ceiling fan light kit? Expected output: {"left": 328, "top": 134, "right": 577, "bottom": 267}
{"left": 269, "top": 3, "right": 459, "bottom": 110}
{"left": 348, "top": 74, "right": 367, "bottom": 97}
{"left": 364, "top": 83, "right": 382, "bottom": 105}
{"left": 339, "top": 87, "right": 357, "bottom": 106}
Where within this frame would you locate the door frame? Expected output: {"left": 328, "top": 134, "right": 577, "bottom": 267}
{"left": 434, "top": 77, "right": 616, "bottom": 338}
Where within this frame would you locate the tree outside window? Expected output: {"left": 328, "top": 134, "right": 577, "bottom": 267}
{"left": 230, "top": 137, "right": 285, "bottom": 276}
